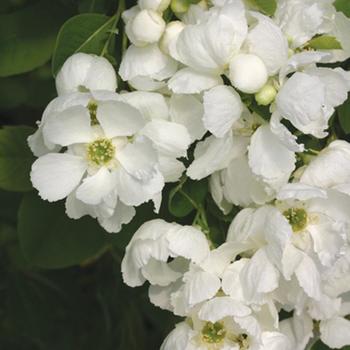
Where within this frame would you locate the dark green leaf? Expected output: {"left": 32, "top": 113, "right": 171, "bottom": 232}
{"left": 79, "top": 0, "right": 107, "bottom": 13}
{"left": 308, "top": 35, "right": 342, "bottom": 50}
{"left": 18, "top": 193, "right": 109, "bottom": 269}
{"left": 247, "top": 0, "right": 277, "bottom": 16}
{"left": 338, "top": 96, "right": 350, "bottom": 134}
{"left": 334, "top": 0, "right": 350, "bottom": 17}
{"left": 0, "top": 0, "right": 72, "bottom": 77}
{"left": 52, "top": 13, "right": 115, "bottom": 76}
{"left": 0, "top": 126, "right": 35, "bottom": 192}
{"left": 168, "top": 178, "right": 208, "bottom": 217}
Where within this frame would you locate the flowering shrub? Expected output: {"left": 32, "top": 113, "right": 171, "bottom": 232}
{"left": 1, "top": 0, "right": 350, "bottom": 348}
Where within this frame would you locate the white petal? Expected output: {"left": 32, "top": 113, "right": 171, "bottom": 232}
{"left": 119, "top": 44, "right": 177, "bottom": 81}
{"left": 166, "top": 225, "right": 210, "bottom": 264}
{"left": 160, "top": 323, "right": 193, "bottom": 350}
{"left": 75, "top": 167, "right": 116, "bottom": 205}
{"left": 169, "top": 94, "right": 206, "bottom": 142}
{"left": 55, "top": 53, "right": 117, "bottom": 95}
{"left": 158, "top": 155, "right": 185, "bottom": 182}
{"left": 261, "top": 332, "right": 291, "bottom": 350}
{"left": 203, "top": 85, "right": 243, "bottom": 137}
{"left": 168, "top": 67, "right": 222, "bottom": 94}
{"left": 98, "top": 200, "right": 135, "bottom": 233}
{"left": 277, "top": 183, "right": 327, "bottom": 201}
{"left": 246, "top": 13, "right": 288, "bottom": 75}
{"left": 198, "top": 297, "right": 251, "bottom": 322}
{"left": 240, "top": 248, "right": 279, "bottom": 302}
{"left": 276, "top": 72, "right": 330, "bottom": 138}
{"left": 222, "top": 260, "right": 247, "bottom": 301}
{"left": 301, "top": 140, "right": 350, "bottom": 189}
{"left": 209, "top": 172, "right": 233, "bottom": 215}
{"left": 222, "top": 155, "right": 273, "bottom": 207}
{"left": 121, "top": 91, "right": 169, "bottom": 121}
{"left": 187, "top": 134, "right": 247, "bottom": 180}
{"left": 140, "top": 120, "right": 191, "bottom": 157}
{"left": 182, "top": 267, "right": 221, "bottom": 306}
{"left": 141, "top": 258, "right": 182, "bottom": 286}
{"left": 31, "top": 153, "right": 87, "bottom": 202}
{"left": 249, "top": 125, "right": 295, "bottom": 189}
{"left": 320, "top": 317, "right": 350, "bottom": 349}
{"left": 295, "top": 253, "right": 321, "bottom": 300}
{"left": 116, "top": 167, "right": 164, "bottom": 206}
{"left": 97, "top": 100, "right": 145, "bottom": 138}
{"left": 117, "top": 137, "right": 158, "bottom": 180}
{"left": 42, "top": 105, "right": 93, "bottom": 146}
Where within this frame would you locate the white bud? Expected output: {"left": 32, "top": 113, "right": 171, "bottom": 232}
{"left": 55, "top": 53, "right": 117, "bottom": 96}
{"left": 139, "top": 0, "right": 171, "bottom": 12}
{"left": 229, "top": 54, "right": 268, "bottom": 94}
{"left": 255, "top": 84, "right": 277, "bottom": 106}
{"left": 131, "top": 9, "right": 166, "bottom": 45}
{"left": 160, "top": 21, "right": 185, "bottom": 56}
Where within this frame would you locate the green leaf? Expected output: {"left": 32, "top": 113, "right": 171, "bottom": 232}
{"left": 0, "top": 126, "right": 35, "bottom": 192}
{"left": 18, "top": 193, "right": 109, "bottom": 269}
{"left": 308, "top": 35, "right": 342, "bottom": 50}
{"left": 79, "top": 0, "right": 107, "bottom": 13}
{"left": 247, "top": 0, "right": 277, "bottom": 16}
{"left": 168, "top": 178, "right": 208, "bottom": 217}
{"left": 0, "top": 0, "right": 72, "bottom": 77}
{"left": 338, "top": 96, "right": 350, "bottom": 134}
{"left": 334, "top": 0, "right": 350, "bottom": 17}
{"left": 52, "top": 13, "right": 115, "bottom": 76}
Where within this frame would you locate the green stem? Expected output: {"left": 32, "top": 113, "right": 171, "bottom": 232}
{"left": 100, "top": 0, "right": 125, "bottom": 57}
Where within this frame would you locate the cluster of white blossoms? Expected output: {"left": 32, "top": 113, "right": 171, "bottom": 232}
{"left": 28, "top": 0, "right": 350, "bottom": 348}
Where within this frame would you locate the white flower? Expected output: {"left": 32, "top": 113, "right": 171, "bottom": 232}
{"left": 55, "top": 53, "right": 117, "bottom": 95}
{"left": 160, "top": 21, "right": 185, "bottom": 56}
{"left": 29, "top": 93, "right": 167, "bottom": 233}
{"left": 161, "top": 298, "right": 290, "bottom": 350}
{"left": 274, "top": 66, "right": 350, "bottom": 138}
{"left": 274, "top": 0, "right": 335, "bottom": 49}
{"left": 121, "top": 219, "right": 210, "bottom": 287}
{"left": 168, "top": 0, "right": 248, "bottom": 94}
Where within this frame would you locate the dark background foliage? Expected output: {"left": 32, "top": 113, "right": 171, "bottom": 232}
{"left": 0, "top": 0, "right": 350, "bottom": 349}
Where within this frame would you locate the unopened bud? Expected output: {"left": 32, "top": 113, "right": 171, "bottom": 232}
{"left": 160, "top": 21, "right": 185, "bottom": 55}
{"left": 229, "top": 54, "right": 268, "bottom": 94}
{"left": 171, "top": 0, "right": 190, "bottom": 14}
{"left": 139, "top": 0, "right": 171, "bottom": 12}
{"left": 255, "top": 84, "right": 277, "bottom": 106}
{"left": 131, "top": 9, "right": 166, "bottom": 44}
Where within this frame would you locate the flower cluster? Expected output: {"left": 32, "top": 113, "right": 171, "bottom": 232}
{"left": 28, "top": 0, "right": 350, "bottom": 348}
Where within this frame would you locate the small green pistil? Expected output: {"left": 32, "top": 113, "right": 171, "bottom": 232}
{"left": 202, "top": 322, "right": 226, "bottom": 344}
{"left": 87, "top": 139, "right": 115, "bottom": 166}
{"left": 88, "top": 101, "right": 98, "bottom": 125}
{"left": 283, "top": 208, "right": 308, "bottom": 232}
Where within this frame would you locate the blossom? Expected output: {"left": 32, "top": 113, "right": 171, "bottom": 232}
{"left": 55, "top": 53, "right": 117, "bottom": 95}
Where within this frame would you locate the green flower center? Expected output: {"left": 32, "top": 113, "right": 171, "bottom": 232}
{"left": 283, "top": 208, "right": 308, "bottom": 232}
{"left": 202, "top": 322, "right": 226, "bottom": 344}
{"left": 87, "top": 138, "right": 115, "bottom": 166}
{"left": 88, "top": 101, "right": 98, "bottom": 125}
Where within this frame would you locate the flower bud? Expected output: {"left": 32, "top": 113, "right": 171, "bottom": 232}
{"left": 255, "top": 84, "right": 277, "bottom": 106}
{"left": 160, "top": 21, "right": 185, "bottom": 55}
{"left": 139, "top": 0, "right": 171, "bottom": 12}
{"left": 55, "top": 53, "right": 117, "bottom": 96}
{"left": 229, "top": 54, "right": 268, "bottom": 94}
{"left": 170, "top": 0, "right": 190, "bottom": 14}
{"left": 131, "top": 9, "right": 166, "bottom": 44}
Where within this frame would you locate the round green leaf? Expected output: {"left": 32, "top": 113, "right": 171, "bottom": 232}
{"left": 0, "top": 126, "right": 35, "bottom": 192}
{"left": 0, "top": 0, "right": 72, "bottom": 77}
{"left": 52, "top": 13, "right": 115, "bottom": 76}
{"left": 18, "top": 193, "right": 109, "bottom": 269}
{"left": 247, "top": 0, "right": 277, "bottom": 16}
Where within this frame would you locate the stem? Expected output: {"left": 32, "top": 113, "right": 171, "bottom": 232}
{"left": 306, "top": 336, "right": 319, "bottom": 350}
{"left": 100, "top": 0, "right": 125, "bottom": 57}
